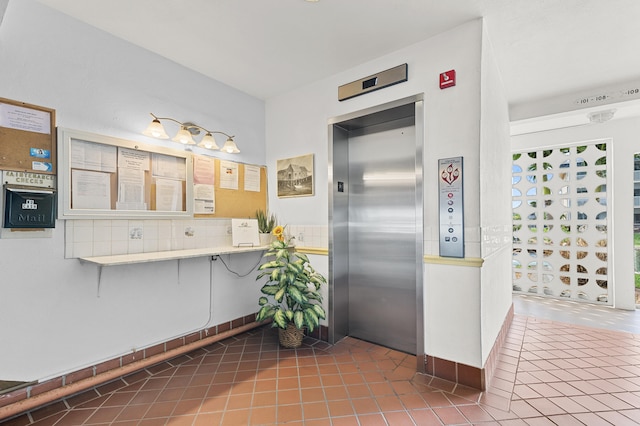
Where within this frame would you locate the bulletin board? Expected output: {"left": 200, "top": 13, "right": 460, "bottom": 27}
{"left": 192, "top": 154, "right": 267, "bottom": 219}
{"left": 57, "top": 128, "right": 193, "bottom": 219}
{"left": 0, "top": 97, "right": 56, "bottom": 174}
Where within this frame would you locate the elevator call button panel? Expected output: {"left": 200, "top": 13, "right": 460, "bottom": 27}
{"left": 438, "top": 157, "right": 464, "bottom": 258}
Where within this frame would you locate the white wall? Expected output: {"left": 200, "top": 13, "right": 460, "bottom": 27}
{"left": 266, "top": 19, "right": 511, "bottom": 369}
{"left": 0, "top": 0, "right": 266, "bottom": 381}
{"left": 479, "top": 24, "right": 513, "bottom": 363}
{"left": 512, "top": 116, "right": 640, "bottom": 310}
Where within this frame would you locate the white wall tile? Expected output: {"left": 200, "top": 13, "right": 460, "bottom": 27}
{"left": 73, "top": 241, "right": 93, "bottom": 258}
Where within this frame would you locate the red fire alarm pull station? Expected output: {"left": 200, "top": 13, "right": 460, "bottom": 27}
{"left": 439, "top": 70, "right": 456, "bottom": 89}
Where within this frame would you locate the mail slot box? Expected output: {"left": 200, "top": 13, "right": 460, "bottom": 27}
{"left": 4, "top": 186, "right": 56, "bottom": 228}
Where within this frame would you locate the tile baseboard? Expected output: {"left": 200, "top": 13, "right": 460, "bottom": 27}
{"left": 424, "top": 303, "right": 514, "bottom": 390}
{"left": 0, "top": 312, "right": 266, "bottom": 421}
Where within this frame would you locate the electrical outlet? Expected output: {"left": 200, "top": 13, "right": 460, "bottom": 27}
{"left": 226, "top": 226, "right": 232, "bottom": 235}
{"left": 297, "top": 232, "right": 304, "bottom": 242}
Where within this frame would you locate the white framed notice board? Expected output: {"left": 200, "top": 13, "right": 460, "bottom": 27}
{"left": 57, "top": 128, "right": 193, "bottom": 219}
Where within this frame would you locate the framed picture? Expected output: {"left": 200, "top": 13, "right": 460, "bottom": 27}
{"left": 277, "top": 153, "right": 314, "bottom": 198}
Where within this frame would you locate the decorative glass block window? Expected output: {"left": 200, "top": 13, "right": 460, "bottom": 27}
{"left": 512, "top": 142, "right": 609, "bottom": 304}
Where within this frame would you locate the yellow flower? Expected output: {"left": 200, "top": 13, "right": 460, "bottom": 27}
{"left": 272, "top": 225, "right": 285, "bottom": 242}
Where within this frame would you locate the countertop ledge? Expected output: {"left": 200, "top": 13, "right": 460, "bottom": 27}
{"left": 79, "top": 246, "right": 268, "bottom": 266}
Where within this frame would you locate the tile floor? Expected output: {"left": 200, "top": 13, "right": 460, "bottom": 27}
{"left": 2, "top": 295, "right": 640, "bottom": 425}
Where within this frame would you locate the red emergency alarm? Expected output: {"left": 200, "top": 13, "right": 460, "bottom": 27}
{"left": 439, "top": 70, "right": 456, "bottom": 89}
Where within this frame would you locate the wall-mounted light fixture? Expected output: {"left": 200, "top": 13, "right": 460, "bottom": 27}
{"left": 587, "top": 109, "right": 616, "bottom": 124}
{"left": 143, "top": 113, "right": 240, "bottom": 153}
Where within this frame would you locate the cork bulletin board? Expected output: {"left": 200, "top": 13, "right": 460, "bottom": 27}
{"left": 0, "top": 97, "right": 56, "bottom": 174}
{"left": 58, "top": 128, "right": 268, "bottom": 220}
{"left": 193, "top": 154, "right": 267, "bottom": 219}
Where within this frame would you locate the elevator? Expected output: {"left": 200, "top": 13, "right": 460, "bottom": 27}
{"left": 329, "top": 95, "right": 424, "bottom": 358}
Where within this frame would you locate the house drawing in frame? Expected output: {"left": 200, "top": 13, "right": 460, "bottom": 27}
{"left": 277, "top": 153, "right": 314, "bottom": 198}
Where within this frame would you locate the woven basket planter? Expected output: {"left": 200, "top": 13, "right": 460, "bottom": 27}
{"left": 278, "top": 323, "right": 304, "bottom": 348}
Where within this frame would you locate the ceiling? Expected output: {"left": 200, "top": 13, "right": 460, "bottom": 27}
{"left": 36, "top": 0, "right": 640, "bottom": 107}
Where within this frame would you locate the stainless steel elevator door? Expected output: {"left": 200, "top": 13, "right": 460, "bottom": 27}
{"left": 348, "top": 123, "right": 416, "bottom": 354}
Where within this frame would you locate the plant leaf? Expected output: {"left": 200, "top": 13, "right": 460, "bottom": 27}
{"left": 275, "top": 287, "right": 286, "bottom": 302}
{"left": 256, "top": 305, "right": 274, "bottom": 322}
{"left": 285, "top": 310, "right": 294, "bottom": 321}
{"left": 260, "top": 284, "right": 280, "bottom": 296}
{"left": 304, "top": 308, "right": 319, "bottom": 331}
{"left": 258, "top": 260, "right": 283, "bottom": 270}
{"left": 294, "top": 310, "right": 304, "bottom": 329}
{"left": 312, "top": 304, "right": 326, "bottom": 319}
{"left": 273, "top": 309, "right": 287, "bottom": 328}
{"left": 287, "top": 263, "right": 303, "bottom": 274}
{"left": 258, "top": 296, "right": 268, "bottom": 306}
{"left": 287, "top": 286, "right": 307, "bottom": 305}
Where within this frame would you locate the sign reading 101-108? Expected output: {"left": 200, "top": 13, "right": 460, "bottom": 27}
{"left": 438, "top": 157, "right": 464, "bottom": 258}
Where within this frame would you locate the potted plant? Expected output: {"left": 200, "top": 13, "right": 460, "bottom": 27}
{"left": 256, "top": 231, "right": 326, "bottom": 348}
{"left": 255, "top": 209, "right": 277, "bottom": 246}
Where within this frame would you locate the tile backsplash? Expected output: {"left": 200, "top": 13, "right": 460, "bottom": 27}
{"left": 65, "top": 219, "right": 329, "bottom": 258}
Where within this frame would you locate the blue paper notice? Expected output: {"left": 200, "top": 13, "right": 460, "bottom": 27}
{"left": 30, "top": 148, "right": 51, "bottom": 159}
{"left": 32, "top": 161, "right": 52, "bottom": 172}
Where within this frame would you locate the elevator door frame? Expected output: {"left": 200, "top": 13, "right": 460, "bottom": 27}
{"left": 328, "top": 94, "right": 424, "bottom": 371}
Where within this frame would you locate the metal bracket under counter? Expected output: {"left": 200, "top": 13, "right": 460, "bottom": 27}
{"left": 79, "top": 246, "right": 268, "bottom": 297}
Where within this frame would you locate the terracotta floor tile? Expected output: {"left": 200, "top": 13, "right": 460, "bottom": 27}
{"left": 277, "top": 403, "right": 303, "bottom": 423}
{"left": 342, "top": 373, "right": 365, "bottom": 385}
{"left": 382, "top": 410, "right": 415, "bottom": 425}
{"left": 509, "top": 400, "right": 543, "bottom": 419}
{"left": 327, "top": 399, "right": 355, "bottom": 417}
{"left": 421, "top": 391, "right": 454, "bottom": 408}
{"left": 226, "top": 393, "right": 253, "bottom": 410}
{"left": 526, "top": 383, "right": 564, "bottom": 398}
{"left": 302, "top": 401, "right": 330, "bottom": 419}
{"left": 8, "top": 301, "right": 640, "bottom": 426}
{"left": 144, "top": 402, "right": 178, "bottom": 418}
{"left": 278, "top": 388, "right": 302, "bottom": 405}
{"left": 596, "top": 393, "right": 636, "bottom": 411}
{"left": 596, "top": 410, "right": 640, "bottom": 426}
{"left": 525, "top": 397, "right": 566, "bottom": 416}
{"left": 408, "top": 408, "right": 444, "bottom": 425}
{"left": 249, "top": 406, "right": 276, "bottom": 424}
{"left": 321, "top": 374, "right": 343, "bottom": 387}
{"left": 331, "top": 415, "right": 359, "bottom": 426}
{"left": 278, "top": 376, "right": 300, "bottom": 390}
{"left": 84, "top": 406, "right": 125, "bottom": 424}
{"left": 456, "top": 403, "right": 495, "bottom": 422}
{"left": 398, "top": 393, "right": 429, "bottom": 410}
{"left": 252, "top": 391, "right": 277, "bottom": 407}
{"left": 254, "top": 379, "right": 277, "bottom": 392}
{"left": 375, "top": 395, "right": 404, "bottom": 412}
{"left": 304, "top": 419, "right": 333, "bottom": 426}
{"left": 356, "top": 413, "right": 387, "bottom": 426}
{"left": 545, "top": 414, "right": 585, "bottom": 426}
{"left": 301, "top": 387, "right": 326, "bottom": 402}
{"left": 323, "top": 385, "right": 349, "bottom": 401}
{"left": 432, "top": 406, "right": 468, "bottom": 425}
{"left": 299, "top": 375, "right": 322, "bottom": 388}
{"left": 55, "top": 408, "right": 96, "bottom": 425}
{"left": 193, "top": 411, "right": 223, "bottom": 425}
{"left": 220, "top": 408, "right": 250, "bottom": 425}
{"left": 351, "top": 398, "right": 380, "bottom": 415}
{"left": 368, "top": 382, "right": 395, "bottom": 396}
{"left": 197, "top": 396, "right": 227, "bottom": 413}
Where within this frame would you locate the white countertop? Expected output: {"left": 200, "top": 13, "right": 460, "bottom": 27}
{"left": 79, "top": 245, "right": 268, "bottom": 266}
